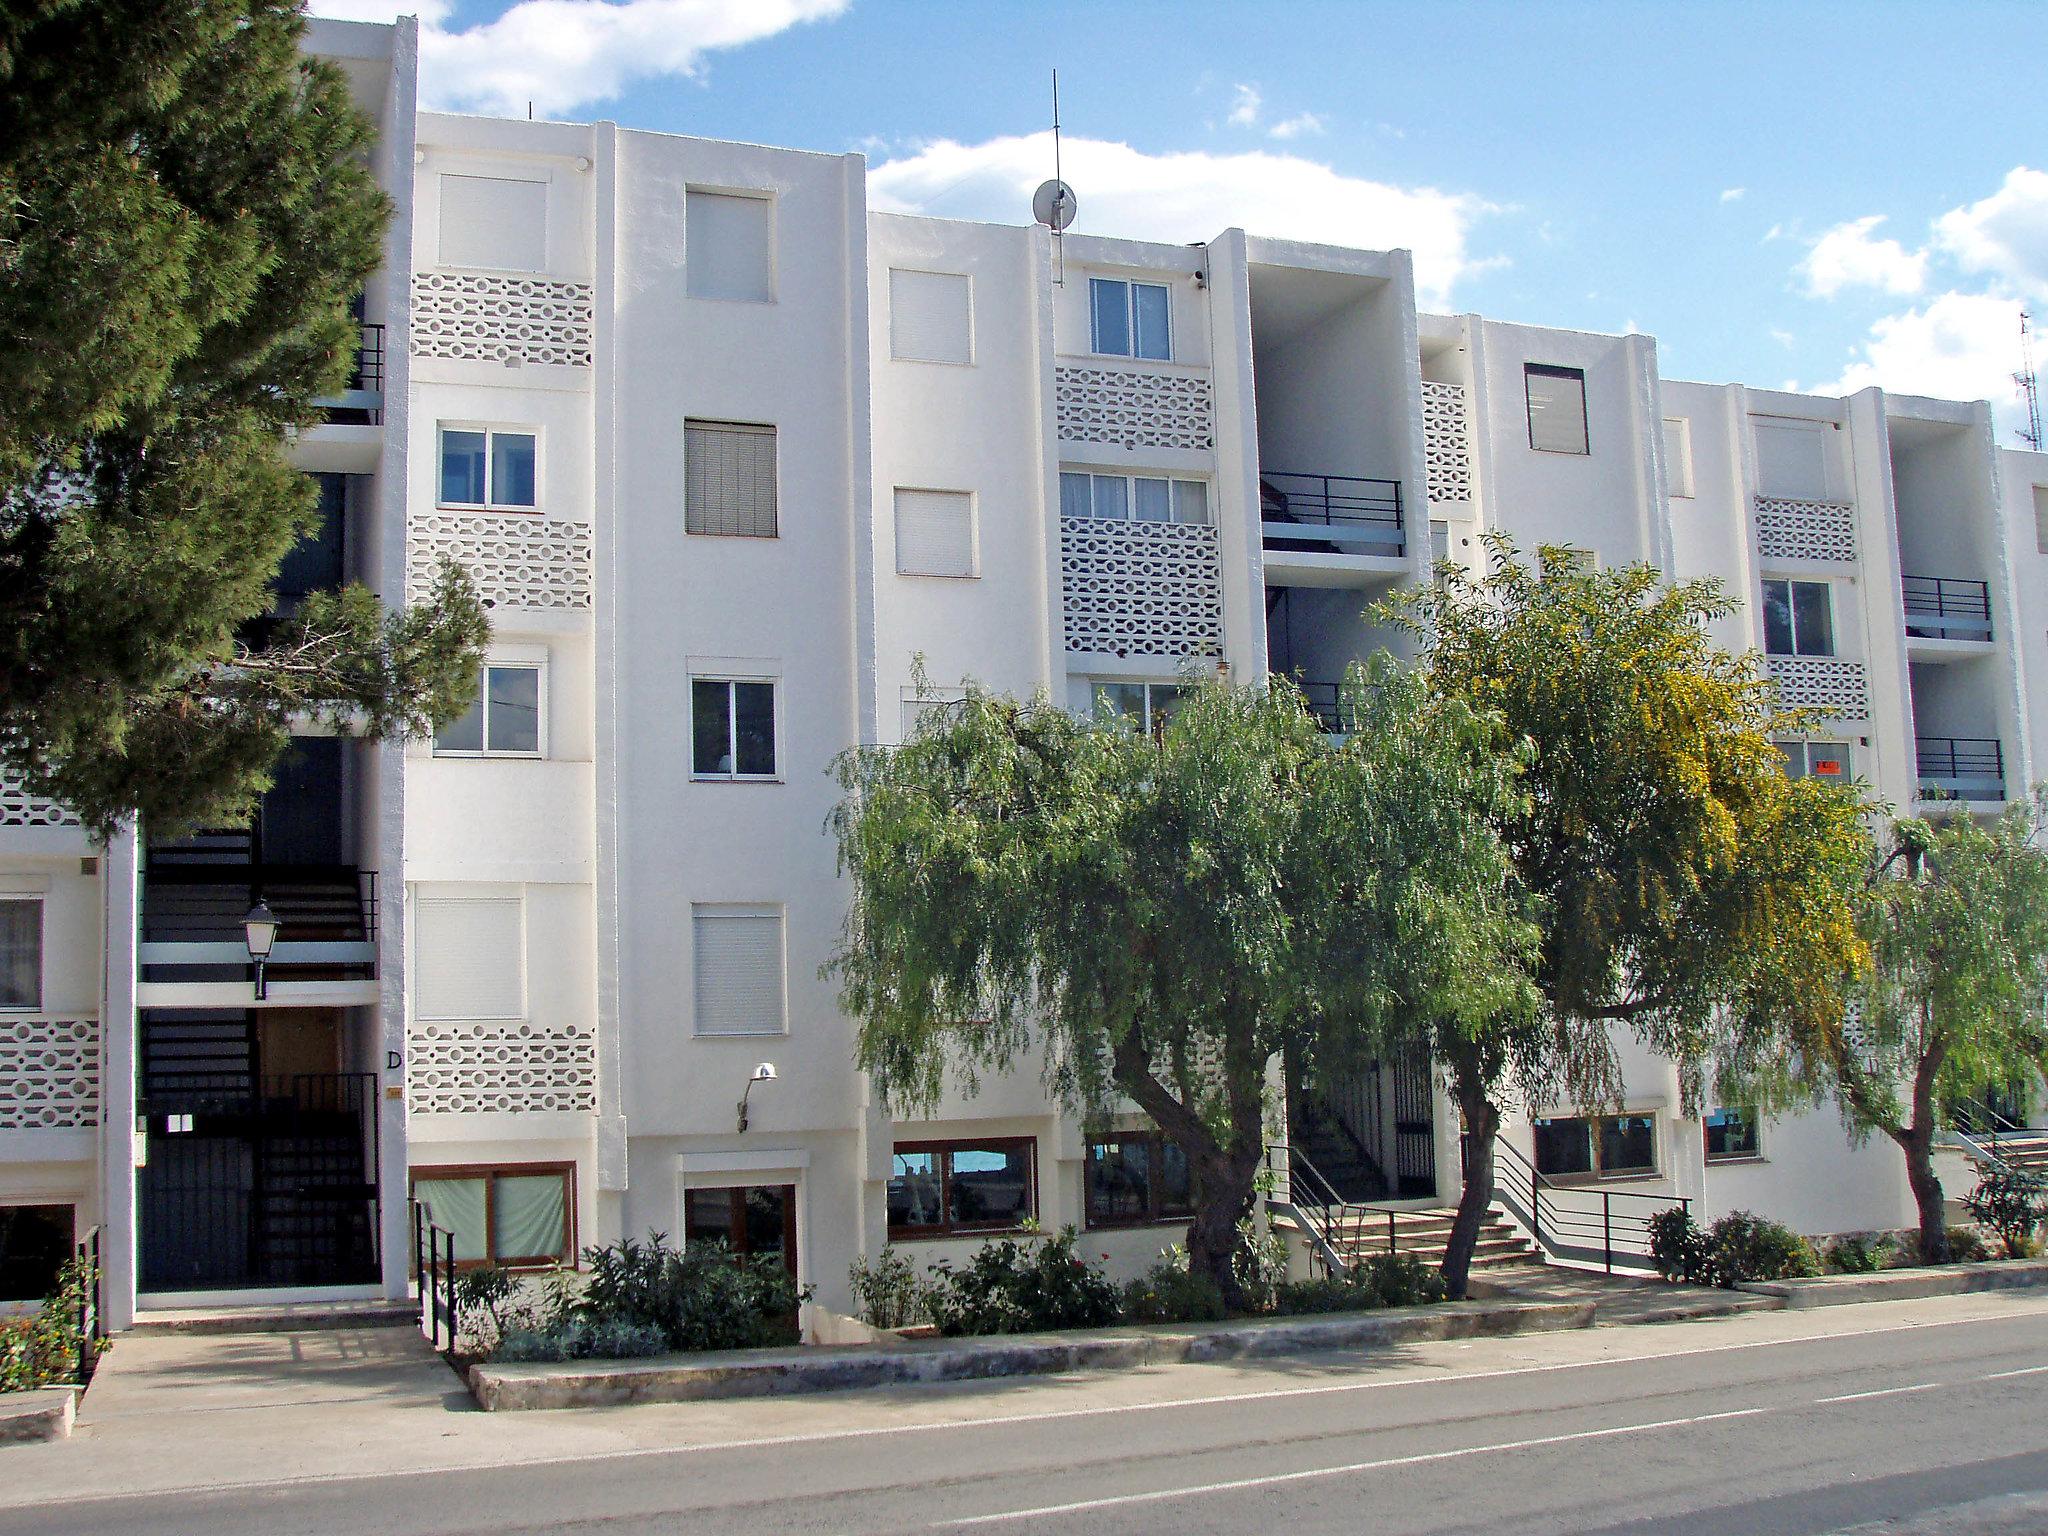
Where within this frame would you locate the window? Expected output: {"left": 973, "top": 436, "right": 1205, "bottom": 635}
{"left": 438, "top": 427, "right": 537, "bottom": 511}
{"left": 684, "top": 421, "right": 777, "bottom": 537}
{"left": 1059, "top": 472, "right": 1210, "bottom": 525}
{"left": 435, "top": 663, "right": 543, "bottom": 756}
{"left": 1085, "top": 1133, "right": 1194, "bottom": 1227}
{"left": 413, "top": 897, "right": 524, "bottom": 1020}
{"left": 1532, "top": 1113, "right": 1657, "bottom": 1179}
{"left": 888, "top": 1139, "right": 1036, "bottom": 1236}
{"left": 686, "top": 190, "right": 773, "bottom": 302}
{"left": 0, "top": 898, "right": 41, "bottom": 1011}
{"left": 411, "top": 1165, "right": 572, "bottom": 1269}
{"left": 1663, "top": 417, "right": 1694, "bottom": 497}
{"left": 1705, "top": 1107, "right": 1761, "bottom": 1162}
{"left": 692, "top": 679, "right": 776, "bottom": 778}
{"left": 890, "top": 269, "right": 972, "bottom": 364}
{"left": 1762, "top": 578, "right": 1835, "bottom": 656}
{"left": 1089, "top": 277, "right": 1171, "bottom": 360}
{"left": 0, "top": 1204, "right": 72, "bottom": 1301}
{"left": 1094, "top": 681, "right": 1185, "bottom": 736}
{"left": 684, "top": 1185, "right": 796, "bottom": 1277}
{"left": 1776, "top": 739, "right": 1853, "bottom": 782}
{"left": 692, "top": 906, "right": 785, "bottom": 1036}
{"left": 1525, "top": 364, "right": 1589, "bottom": 454}
{"left": 437, "top": 174, "right": 547, "bottom": 272}
{"left": 2034, "top": 487, "right": 2048, "bottom": 556}
{"left": 900, "top": 692, "right": 964, "bottom": 740}
{"left": 894, "top": 489, "right": 976, "bottom": 577}
{"left": 1753, "top": 417, "right": 1834, "bottom": 501}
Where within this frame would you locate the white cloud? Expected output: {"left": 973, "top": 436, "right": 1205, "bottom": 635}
{"left": 1227, "top": 83, "right": 1262, "bottom": 128}
{"left": 1719, "top": 186, "right": 1746, "bottom": 204}
{"left": 1822, "top": 290, "right": 2027, "bottom": 421}
{"left": 1268, "top": 112, "right": 1326, "bottom": 141}
{"left": 1798, "top": 215, "right": 1927, "bottom": 298}
{"left": 1934, "top": 165, "right": 2048, "bottom": 299}
{"left": 309, "top": 0, "right": 847, "bottom": 117}
{"left": 868, "top": 132, "right": 1497, "bottom": 308}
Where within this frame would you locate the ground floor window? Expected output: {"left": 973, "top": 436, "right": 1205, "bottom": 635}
{"left": 0, "top": 1204, "right": 72, "bottom": 1301}
{"left": 411, "top": 1164, "right": 574, "bottom": 1269}
{"left": 683, "top": 1184, "right": 797, "bottom": 1279}
{"left": 1532, "top": 1113, "right": 1658, "bottom": 1179}
{"left": 1085, "top": 1132, "right": 1195, "bottom": 1227}
{"left": 1705, "top": 1107, "right": 1762, "bottom": 1162}
{"left": 888, "top": 1139, "right": 1036, "bottom": 1236}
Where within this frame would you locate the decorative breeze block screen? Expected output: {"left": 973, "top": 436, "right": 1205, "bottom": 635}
{"left": 411, "top": 271, "right": 594, "bottom": 367}
{"left": 407, "top": 1019, "right": 596, "bottom": 1115}
{"left": 1754, "top": 496, "right": 1858, "bottom": 563}
{"left": 1769, "top": 657, "right": 1870, "bottom": 718}
{"left": 1060, "top": 517, "right": 1224, "bottom": 659}
{"left": 0, "top": 778, "right": 77, "bottom": 829}
{"left": 1055, "top": 365, "right": 1213, "bottom": 451}
{"left": 0, "top": 1017, "right": 99, "bottom": 1130}
{"left": 409, "top": 510, "right": 592, "bottom": 610}
{"left": 1422, "top": 381, "right": 1473, "bottom": 506}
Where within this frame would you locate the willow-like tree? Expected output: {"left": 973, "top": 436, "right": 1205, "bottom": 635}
{"left": 1384, "top": 535, "right": 1870, "bottom": 1296}
{"left": 0, "top": 0, "right": 488, "bottom": 836}
{"left": 1811, "top": 800, "right": 2048, "bottom": 1263}
{"left": 827, "top": 664, "right": 1538, "bottom": 1307}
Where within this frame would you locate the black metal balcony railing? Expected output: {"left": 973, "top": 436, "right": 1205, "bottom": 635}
{"left": 1294, "top": 681, "right": 1349, "bottom": 735}
{"left": 1916, "top": 736, "right": 2005, "bottom": 802}
{"left": 1901, "top": 575, "right": 1992, "bottom": 642}
{"left": 1260, "top": 473, "right": 1404, "bottom": 557}
{"left": 318, "top": 321, "right": 386, "bottom": 426}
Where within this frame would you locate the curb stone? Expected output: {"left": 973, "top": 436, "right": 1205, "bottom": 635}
{"left": 0, "top": 1387, "right": 76, "bottom": 1445}
{"left": 469, "top": 1299, "right": 1604, "bottom": 1410}
{"left": 1739, "top": 1256, "right": 2048, "bottom": 1309}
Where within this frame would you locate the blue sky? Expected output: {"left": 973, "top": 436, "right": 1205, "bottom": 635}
{"left": 318, "top": 0, "right": 2048, "bottom": 438}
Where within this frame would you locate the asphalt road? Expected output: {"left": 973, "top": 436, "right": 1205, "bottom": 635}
{"left": 10, "top": 1298, "right": 2048, "bottom": 1535}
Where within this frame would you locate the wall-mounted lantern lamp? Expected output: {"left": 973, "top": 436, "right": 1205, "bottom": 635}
{"left": 736, "top": 1061, "right": 778, "bottom": 1133}
{"left": 243, "top": 900, "right": 279, "bottom": 1000}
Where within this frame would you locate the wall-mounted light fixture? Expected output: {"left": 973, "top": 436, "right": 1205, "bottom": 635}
{"left": 736, "top": 1062, "right": 778, "bottom": 1133}
{"left": 243, "top": 900, "right": 279, "bottom": 1001}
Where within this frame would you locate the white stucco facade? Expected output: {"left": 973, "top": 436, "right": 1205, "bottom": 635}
{"left": 8, "top": 18, "right": 2048, "bottom": 1321}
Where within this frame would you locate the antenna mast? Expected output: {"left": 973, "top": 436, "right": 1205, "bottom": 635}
{"left": 1051, "top": 70, "right": 1065, "bottom": 285}
{"left": 2018, "top": 309, "right": 2043, "bottom": 451}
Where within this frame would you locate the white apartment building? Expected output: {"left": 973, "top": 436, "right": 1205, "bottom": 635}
{"left": 4, "top": 15, "right": 2047, "bottom": 1322}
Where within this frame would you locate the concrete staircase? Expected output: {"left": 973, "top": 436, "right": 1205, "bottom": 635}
{"left": 1973, "top": 1131, "right": 2048, "bottom": 1177}
{"left": 1285, "top": 1205, "right": 1545, "bottom": 1274}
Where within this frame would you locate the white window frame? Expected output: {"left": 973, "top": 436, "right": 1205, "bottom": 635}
{"left": 1774, "top": 738, "right": 1853, "bottom": 783}
{"left": 888, "top": 268, "right": 975, "bottom": 366}
{"left": 1060, "top": 471, "right": 1211, "bottom": 526}
{"left": 1088, "top": 277, "right": 1172, "bottom": 361}
{"left": 689, "top": 664, "right": 782, "bottom": 782}
{"left": 436, "top": 423, "right": 541, "bottom": 513}
{"left": 433, "top": 656, "right": 547, "bottom": 759}
{"left": 893, "top": 487, "right": 979, "bottom": 579}
{"left": 0, "top": 895, "right": 44, "bottom": 1013}
{"left": 691, "top": 902, "right": 789, "bottom": 1038}
{"left": 1092, "top": 680, "right": 1186, "bottom": 735}
{"left": 1761, "top": 577, "right": 1836, "bottom": 658}
{"left": 434, "top": 169, "right": 551, "bottom": 274}
{"left": 1704, "top": 1106, "right": 1765, "bottom": 1164}
{"left": 685, "top": 186, "right": 777, "bottom": 305}
{"left": 899, "top": 686, "right": 967, "bottom": 742}
{"left": 1663, "top": 416, "right": 1694, "bottom": 498}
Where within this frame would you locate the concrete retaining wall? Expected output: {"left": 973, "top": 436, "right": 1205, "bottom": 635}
{"left": 1743, "top": 1258, "right": 2048, "bottom": 1309}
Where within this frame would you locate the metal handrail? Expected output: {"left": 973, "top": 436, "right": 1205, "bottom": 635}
{"left": 1916, "top": 736, "right": 2005, "bottom": 801}
{"left": 411, "top": 1197, "right": 461, "bottom": 1353}
{"left": 1260, "top": 472, "right": 1404, "bottom": 531}
{"left": 1270, "top": 1142, "right": 1418, "bottom": 1277}
{"left": 1484, "top": 1135, "right": 1688, "bottom": 1275}
{"left": 73, "top": 1224, "right": 103, "bottom": 1384}
{"left": 1900, "top": 575, "right": 1992, "bottom": 642}
{"left": 1295, "top": 682, "right": 1350, "bottom": 735}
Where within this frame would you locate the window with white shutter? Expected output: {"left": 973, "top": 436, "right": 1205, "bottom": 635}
{"left": 1662, "top": 417, "right": 1694, "bottom": 498}
{"left": 1753, "top": 418, "right": 1834, "bottom": 500}
{"left": 890, "top": 269, "right": 972, "bottom": 364}
{"left": 684, "top": 421, "right": 777, "bottom": 537}
{"left": 414, "top": 897, "right": 524, "bottom": 1020}
{"left": 1525, "top": 364, "right": 1589, "bottom": 455}
{"left": 686, "top": 190, "right": 773, "bottom": 302}
{"left": 692, "top": 906, "right": 786, "bottom": 1036}
{"left": 894, "top": 489, "right": 976, "bottom": 577}
{"left": 438, "top": 175, "right": 548, "bottom": 272}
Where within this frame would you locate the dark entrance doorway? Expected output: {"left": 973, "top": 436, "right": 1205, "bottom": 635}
{"left": 682, "top": 1184, "right": 797, "bottom": 1280}
{"left": 1289, "top": 1046, "right": 1438, "bottom": 1203}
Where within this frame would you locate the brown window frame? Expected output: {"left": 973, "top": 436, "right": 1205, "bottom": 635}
{"left": 409, "top": 1161, "right": 577, "bottom": 1271}
{"left": 887, "top": 1137, "right": 1038, "bottom": 1239}
{"left": 1083, "top": 1130, "right": 1197, "bottom": 1229}
{"left": 1531, "top": 1113, "right": 1658, "bottom": 1182}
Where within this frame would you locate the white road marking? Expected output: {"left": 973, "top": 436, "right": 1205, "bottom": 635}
{"left": 938, "top": 1408, "right": 1773, "bottom": 1526}
{"left": 1815, "top": 1382, "right": 1941, "bottom": 1404}
{"left": 23, "top": 1303, "right": 2048, "bottom": 1511}
{"left": 1985, "top": 1364, "right": 2048, "bottom": 1380}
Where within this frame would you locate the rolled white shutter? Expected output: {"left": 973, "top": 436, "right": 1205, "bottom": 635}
{"left": 894, "top": 489, "right": 974, "bottom": 576}
{"left": 693, "top": 908, "right": 785, "bottom": 1035}
{"left": 890, "top": 269, "right": 972, "bottom": 363}
{"left": 415, "top": 897, "right": 524, "bottom": 1020}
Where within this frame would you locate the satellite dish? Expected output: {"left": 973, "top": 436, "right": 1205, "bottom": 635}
{"left": 1032, "top": 179, "right": 1078, "bottom": 232}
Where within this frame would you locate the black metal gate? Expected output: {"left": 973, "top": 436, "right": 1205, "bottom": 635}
{"left": 1391, "top": 1046, "right": 1438, "bottom": 1198}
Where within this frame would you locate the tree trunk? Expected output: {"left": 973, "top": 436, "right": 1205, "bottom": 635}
{"left": 1442, "top": 1052, "right": 1501, "bottom": 1302}
{"left": 1901, "top": 1044, "right": 1950, "bottom": 1264}
{"left": 1182, "top": 1149, "right": 1264, "bottom": 1312}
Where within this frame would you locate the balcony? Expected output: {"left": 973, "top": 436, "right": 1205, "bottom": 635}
{"left": 1059, "top": 514, "right": 1223, "bottom": 662}
{"left": 1754, "top": 495, "right": 1858, "bottom": 564}
{"left": 1768, "top": 655, "right": 1870, "bottom": 720}
{"left": 1902, "top": 575, "right": 1993, "bottom": 646}
{"left": 1053, "top": 361, "right": 1213, "bottom": 453}
{"left": 1916, "top": 736, "right": 2005, "bottom": 803}
{"left": 1260, "top": 473, "right": 1406, "bottom": 588}
{"left": 1292, "top": 681, "right": 1349, "bottom": 736}
{"left": 315, "top": 321, "right": 386, "bottom": 427}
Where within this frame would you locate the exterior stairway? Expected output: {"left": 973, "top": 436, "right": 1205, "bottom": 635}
{"left": 1279, "top": 1203, "right": 1545, "bottom": 1274}
{"left": 1964, "top": 1130, "right": 2048, "bottom": 1177}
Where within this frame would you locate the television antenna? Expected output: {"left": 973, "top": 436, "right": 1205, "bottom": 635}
{"left": 1032, "top": 69, "right": 1077, "bottom": 286}
{"left": 2017, "top": 309, "right": 2043, "bottom": 451}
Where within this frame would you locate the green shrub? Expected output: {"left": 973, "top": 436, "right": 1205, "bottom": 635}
{"left": 1272, "top": 1273, "right": 1379, "bottom": 1315}
{"left": 848, "top": 1248, "right": 930, "bottom": 1330}
{"left": 924, "top": 1227, "right": 1121, "bottom": 1336}
{"left": 0, "top": 1256, "right": 94, "bottom": 1393}
{"left": 1822, "top": 1233, "right": 1893, "bottom": 1274}
{"left": 1121, "top": 1261, "right": 1227, "bottom": 1323}
{"left": 1231, "top": 1219, "right": 1291, "bottom": 1314}
{"left": 1359, "top": 1251, "right": 1448, "bottom": 1308}
{"left": 1648, "top": 1206, "right": 1713, "bottom": 1284}
{"left": 1964, "top": 1166, "right": 2048, "bottom": 1258}
{"left": 1706, "top": 1212, "right": 1820, "bottom": 1285}
{"left": 576, "top": 1231, "right": 813, "bottom": 1353}
{"left": 493, "top": 1317, "right": 669, "bottom": 1362}
{"left": 1940, "top": 1224, "right": 1993, "bottom": 1264}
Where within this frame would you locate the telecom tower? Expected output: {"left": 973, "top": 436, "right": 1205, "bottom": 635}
{"left": 2019, "top": 309, "right": 2043, "bottom": 451}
